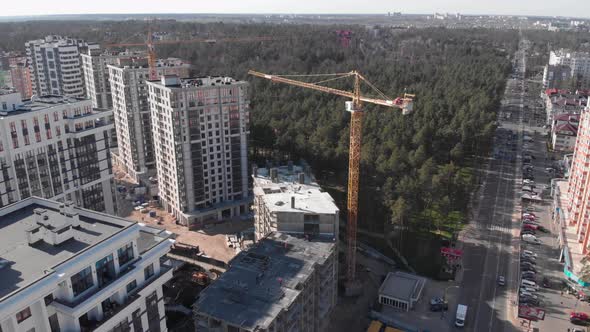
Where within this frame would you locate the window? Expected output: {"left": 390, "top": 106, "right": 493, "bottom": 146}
{"left": 71, "top": 266, "right": 94, "bottom": 296}
{"left": 44, "top": 293, "right": 54, "bottom": 306}
{"left": 117, "top": 243, "right": 134, "bottom": 266}
{"left": 144, "top": 263, "right": 154, "bottom": 280}
{"left": 126, "top": 280, "right": 137, "bottom": 293}
{"left": 132, "top": 309, "right": 143, "bottom": 332}
{"left": 16, "top": 307, "right": 32, "bottom": 323}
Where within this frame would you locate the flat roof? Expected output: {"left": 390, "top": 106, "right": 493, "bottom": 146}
{"left": 149, "top": 75, "right": 246, "bottom": 89}
{"left": 0, "top": 199, "right": 133, "bottom": 299}
{"left": 379, "top": 272, "right": 426, "bottom": 302}
{"left": 0, "top": 95, "right": 90, "bottom": 117}
{"left": 253, "top": 164, "right": 339, "bottom": 215}
{"left": 194, "top": 232, "right": 335, "bottom": 331}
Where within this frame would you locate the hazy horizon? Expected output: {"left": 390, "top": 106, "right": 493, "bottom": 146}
{"left": 1, "top": 0, "right": 589, "bottom": 19}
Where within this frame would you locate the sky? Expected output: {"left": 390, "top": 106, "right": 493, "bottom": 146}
{"left": 1, "top": 0, "right": 589, "bottom": 18}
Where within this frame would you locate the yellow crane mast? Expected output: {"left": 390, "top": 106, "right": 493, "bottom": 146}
{"left": 248, "top": 70, "right": 415, "bottom": 287}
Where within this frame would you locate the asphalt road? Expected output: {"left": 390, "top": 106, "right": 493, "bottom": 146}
{"left": 455, "top": 39, "right": 528, "bottom": 332}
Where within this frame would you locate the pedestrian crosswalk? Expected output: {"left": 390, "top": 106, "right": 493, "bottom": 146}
{"left": 482, "top": 223, "right": 514, "bottom": 235}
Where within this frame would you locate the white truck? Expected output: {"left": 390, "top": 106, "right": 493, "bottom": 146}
{"left": 455, "top": 304, "right": 468, "bottom": 327}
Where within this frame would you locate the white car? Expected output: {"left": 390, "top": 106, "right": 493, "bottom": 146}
{"left": 522, "top": 250, "right": 537, "bottom": 257}
{"left": 522, "top": 234, "right": 541, "bottom": 244}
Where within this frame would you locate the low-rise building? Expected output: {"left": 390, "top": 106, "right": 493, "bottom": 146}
{"left": 0, "top": 90, "right": 116, "bottom": 214}
{"left": 378, "top": 271, "right": 426, "bottom": 312}
{"left": 252, "top": 162, "right": 339, "bottom": 242}
{"left": 0, "top": 196, "right": 175, "bottom": 332}
{"left": 193, "top": 232, "right": 337, "bottom": 332}
{"left": 551, "top": 114, "right": 579, "bottom": 152}
{"left": 544, "top": 89, "right": 587, "bottom": 124}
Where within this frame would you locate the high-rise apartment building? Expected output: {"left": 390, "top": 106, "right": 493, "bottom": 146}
{"left": 0, "top": 90, "right": 116, "bottom": 214}
{"left": 252, "top": 163, "right": 339, "bottom": 241}
{"left": 81, "top": 49, "right": 149, "bottom": 109}
{"left": 108, "top": 58, "right": 190, "bottom": 183}
{"left": 25, "top": 35, "right": 97, "bottom": 98}
{"left": 550, "top": 49, "right": 590, "bottom": 88}
{"left": 147, "top": 75, "right": 250, "bottom": 226}
{"left": 567, "top": 106, "right": 590, "bottom": 251}
{"left": 193, "top": 232, "right": 337, "bottom": 332}
{"left": 0, "top": 196, "right": 174, "bottom": 332}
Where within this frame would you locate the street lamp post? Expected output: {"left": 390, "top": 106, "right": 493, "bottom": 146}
{"left": 441, "top": 285, "right": 460, "bottom": 320}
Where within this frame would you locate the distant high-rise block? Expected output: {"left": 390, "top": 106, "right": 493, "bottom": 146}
{"left": 108, "top": 57, "right": 190, "bottom": 183}
{"left": 25, "top": 35, "right": 97, "bottom": 98}
{"left": 147, "top": 75, "right": 250, "bottom": 226}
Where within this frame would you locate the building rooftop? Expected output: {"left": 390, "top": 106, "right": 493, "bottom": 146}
{"left": 253, "top": 164, "right": 339, "bottom": 215}
{"left": 108, "top": 57, "right": 190, "bottom": 70}
{"left": 194, "top": 232, "right": 335, "bottom": 331}
{"left": 150, "top": 75, "right": 246, "bottom": 89}
{"left": 379, "top": 271, "right": 426, "bottom": 302}
{"left": 554, "top": 123, "right": 578, "bottom": 135}
{"left": 0, "top": 95, "right": 92, "bottom": 117}
{"left": 0, "top": 197, "right": 173, "bottom": 301}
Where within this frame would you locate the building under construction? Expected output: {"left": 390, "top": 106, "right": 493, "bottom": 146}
{"left": 252, "top": 162, "right": 340, "bottom": 241}
{"left": 193, "top": 232, "right": 337, "bottom": 332}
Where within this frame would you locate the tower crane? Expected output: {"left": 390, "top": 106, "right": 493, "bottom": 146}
{"left": 249, "top": 70, "right": 415, "bottom": 288}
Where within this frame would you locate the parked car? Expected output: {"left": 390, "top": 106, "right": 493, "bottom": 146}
{"left": 537, "top": 226, "right": 550, "bottom": 233}
{"left": 522, "top": 275, "right": 536, "bottom": 282}
{"left": 522, "top": 219, "right": 540, "bottom": 225}
{"left": 571, "top": 312, "right": 590, "bottom": 325}
{"left": 497, "top": 276, "right": 506, "bottom": 286}
{"left": 521, "top": 265, "right": 537, "bottom": 273}
{"left": 429, "top": 297, "right": 449, "bottom": 312}
{"left": 523, "top": 212, "right": 537, "bottom": 218}
{"left": 522, "top": 224, "right": 538, "bottom": 231}
{"left": 521, "top": 257, "right": 536, "bottom": 264}
{"left": 522, "top": 235, "right": 542, "bottom": 245}
{"left": 522, "top": 250, "right": 537, "bottom": 257}
{"left": 522, "top": 234, "right": 541, "bottom": 244}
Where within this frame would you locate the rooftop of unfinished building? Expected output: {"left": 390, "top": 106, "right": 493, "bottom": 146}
{"left": 194, "top": 232, "right": 335, "bottom": 330}
{"left": 253, "top": 163, "right": 339, "bottom": 215}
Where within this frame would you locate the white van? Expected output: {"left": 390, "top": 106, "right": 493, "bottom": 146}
{"left": 521, "top": 279, "right": 538, "bottom": 289}
{"left": 455, "top": 304, "right": 468, "bottom": 327}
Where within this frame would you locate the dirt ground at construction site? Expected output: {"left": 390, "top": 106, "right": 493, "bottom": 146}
{"left": 113, "top": 165, "right": 252, "bottom": 263}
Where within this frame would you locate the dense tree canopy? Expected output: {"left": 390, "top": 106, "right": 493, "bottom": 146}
{"left": 1, "top": 21, "right": 521, "bottom": 235}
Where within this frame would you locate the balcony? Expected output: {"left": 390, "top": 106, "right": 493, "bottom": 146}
{"left": 54, "top": 259, "right": 139, "bottom": 308}
{"left": 79, "top": 264, "right": 173, "bottom": 332}
{"left": 79, "top": 293, "right": 139, "bottom": 332}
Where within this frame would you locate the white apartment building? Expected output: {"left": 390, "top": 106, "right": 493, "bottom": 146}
{"left": 550, "top": 49, "right": 590, "bottom": 88}
{"left": 252, "top": 163, "right": 339, "bottom": 241}
{"left": 0, "top": 90, "right": 115, "bottom": 214}
{"left": 108, "top": 58, "right": 190, "bottom": 183}
{"left": 147, "top": 75, "right": 250, "bottom": 226}
{"left": 0, "top": 196, "right": 175, "bottom": 332}
{"left": 25, "top": 36, "right": 97, "bottom": 98}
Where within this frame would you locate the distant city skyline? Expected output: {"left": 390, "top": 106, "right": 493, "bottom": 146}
{"left": 1, "top": 0, "right": 589, "bottom": 19}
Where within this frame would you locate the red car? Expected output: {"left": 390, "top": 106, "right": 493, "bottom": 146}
{"left": 523, "top": 215, "right": 536, "bottom": 221}
{"left": 523, "top": 224, "right": 538, "bottom": 231}
{"left": 523, "top": 212, "right": 537, "bottom": 218}
{"left": 570, "top": 312, "right": 589, "bottom": 324}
